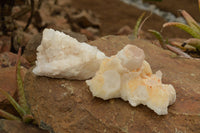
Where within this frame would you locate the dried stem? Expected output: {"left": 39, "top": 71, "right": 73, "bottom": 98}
{"left": 137, "top": 12, "right": 152, "bottom": 39}
{"left": 166, "top": 45, "right": 192, "bottom": 58}
{"left": 24, "top": 0, "right": 34, "bottom": 31}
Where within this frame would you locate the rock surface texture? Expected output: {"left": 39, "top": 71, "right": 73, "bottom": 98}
{"left": 24, "top": 36, "right": 200, "bottom": 133}
{"left": 0, "top": 119, "right": 48, "bottom": 133}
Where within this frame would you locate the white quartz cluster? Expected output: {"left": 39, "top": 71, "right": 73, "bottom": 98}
{"left": 33, "top": 29, "right": 106, "bottom": 80}
{"left": 86, "top": 45, "right": 176, "bottom": 115}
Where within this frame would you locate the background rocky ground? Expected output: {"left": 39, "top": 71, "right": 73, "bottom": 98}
{"left": 0, "top": 0, "right": 199, "bottom": 132}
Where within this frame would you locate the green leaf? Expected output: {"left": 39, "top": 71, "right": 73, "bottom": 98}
{"left": 191, "top": 21, "right": 200, "bottom": 32}
{"left": 16, "top": 61, "right": 30, "bottom": 114}
{"left": 163, "top": 22, "right": 200, "bottom": 39}
{"left": 133, "top": 12, "right": 146, "bottom": 39}
{"left": 16, "top": 48, "right": 30, "bottom": 114}
{"left": 0, "top": 88, "right": 26, "bottom": 117}
{"left": 148, "top": 29, "right": 167, "bottom": 49}
{"left": 180, "top": 10, "right": 200, "bottom": 34}
{"left": 0, "top": 109, "right": 21, "bottom": 121}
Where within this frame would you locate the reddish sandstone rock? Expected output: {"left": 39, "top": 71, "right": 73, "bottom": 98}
{"left": 69, "top": 10, "right": 100, "bottom": 29}
{"left": 24, "top": 36, "right": 200, "bottom": 133}
{"left": 0, "top": 36, "right": 11, "bottom": 53}
{"left": 116, "top": 25, "right": 132, "bottom": 35}
{"left": 0, "top": 67, "right": 27, "bottom": 102}
{"left": 0, "top": 52, "right": 30, "bottom": 68}
{"left": 0, "top": 66, "right": 27, "bottom": 116}
{"left": 0, "top": 119, "right": 49, "bottom": 133}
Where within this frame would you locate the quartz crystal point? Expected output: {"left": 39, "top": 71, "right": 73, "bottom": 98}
{"left": 86, "top": 45, "right": 176, "bottom": 115}
{"left": 33, "top": 28, "right": 106, "bottom": 80}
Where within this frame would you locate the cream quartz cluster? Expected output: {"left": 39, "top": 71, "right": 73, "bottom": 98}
{"left": 86, "top": 45, "right": 176, "bottom": 115}
{"left": 33, "top": 29, "right": 106, "bottom": 80}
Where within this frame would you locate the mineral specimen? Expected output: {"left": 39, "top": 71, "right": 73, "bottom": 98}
{"left": 86, "top": 45, "right": 176, "bottom": 115}
{"left": 33, "top": 29, "right": 176, "bottom": 115}
{"left": 33, "top": 28, "right": 106, "bottom": 80}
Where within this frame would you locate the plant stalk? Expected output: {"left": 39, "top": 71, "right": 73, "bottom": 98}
{"left": 0, "top": 109, "right": 21, "bottom": 121}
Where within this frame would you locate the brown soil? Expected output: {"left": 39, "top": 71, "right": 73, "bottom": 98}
{"left": 71, "top": 0, "right": 198, "bottom": 39}
{"left": 144, "top": 0, "right": 200, "bottom": 22}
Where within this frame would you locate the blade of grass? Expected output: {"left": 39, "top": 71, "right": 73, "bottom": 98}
{"left": 163, "top": 22, "right": 200, "bottom": 39}
{"left": 137, "top": 12, "right": 152, "bottom": 39}
{"left": 0, "top": 109, "right": 21, "bottom": 121}
{"left": 0, "top": 88, "right": 26, "bottom": 117}
{"left": 148, "top": 29, "right": 167, "bottom": 49}
{"left": 16, "top": 48, "right": 30, "bottom": 114}
{"left": 133, "top": 12, "right": 145, "bottom": 39}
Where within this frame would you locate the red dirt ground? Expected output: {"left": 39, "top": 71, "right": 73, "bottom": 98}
{"left": 71, "top": 0, "right": 199, "bottom": 39}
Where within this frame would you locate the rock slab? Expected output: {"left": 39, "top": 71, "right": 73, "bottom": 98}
{"left": 24, "top": 36, "right": 200, "bottom": 133}
{"left": 0, "top": 119, "right": 49, "bottom": 133}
